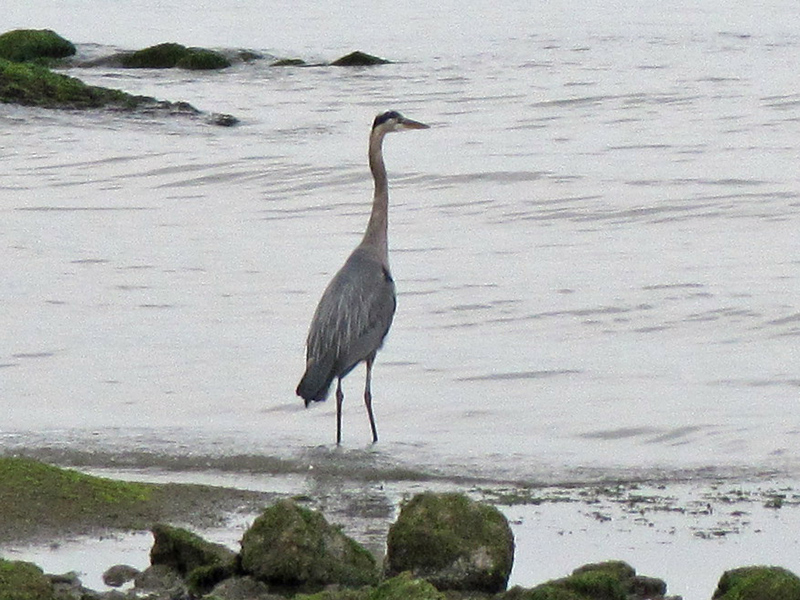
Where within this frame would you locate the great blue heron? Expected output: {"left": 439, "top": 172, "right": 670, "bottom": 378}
{"left": 296, "top": 111, "right": 429, "bottom": 444}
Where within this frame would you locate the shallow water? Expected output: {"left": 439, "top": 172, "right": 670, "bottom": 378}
{"left": 2, "top": 0, "right": 800, "bottom": 594}
{"left": 4, "top": 0, "right": 800, "bottom": 483}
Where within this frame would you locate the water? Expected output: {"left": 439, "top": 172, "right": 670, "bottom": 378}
{"left": 2, "top": 0, "right": 800, "bottom": 596}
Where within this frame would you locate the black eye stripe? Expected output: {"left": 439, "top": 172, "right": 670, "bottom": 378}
{"left": 373, "top": 111, "right": 402, "bottom": 128}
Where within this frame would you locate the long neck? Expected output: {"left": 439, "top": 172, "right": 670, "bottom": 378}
{"left": 360, "top": 127, "right": 389, "bottom": 260}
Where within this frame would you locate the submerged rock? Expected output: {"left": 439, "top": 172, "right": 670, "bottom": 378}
{"left": 331, "top": 51, "right": 391, "bottom": 66}
{"left": 272, "top": 58, "right": 307, "bottom": 67}
{"left": 0, "top": 558, "right": 55, "bottom": 600}
{"left": 385, "top": 492, "right": 514, "bottom": 593}
{"left": 119, "top": 42, "right": 231, "bottom": 70}
{"left": 240, "top": 499, "right": 379, "bottom": 590}
{"left": 712, "top": 566, "right": 800, "bottom": 600}
{"left": 0, "top": 29, "right": 75, "bottom": 63}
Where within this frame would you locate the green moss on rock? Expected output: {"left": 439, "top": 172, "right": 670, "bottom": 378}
{"left": 503, "top": 561, "right": 668, "bottom": 600}
{"left": 503, "top": 585, "right": 585, "bottom": 600}
{"left": 240, "top": 499, "right": 378, "bottom": 590}
{"left": 295, "top": 588, "right": 371, "bottom": 600}
{"left": 120, "top": 42, "right": 230, "bottom": 70}
{"left": 713, "top": 566, "right": 800, "bottom": 600}
{"left": 555, "top": 571, "right": 626, "bottom": 600}
{"left": 370, "top": 573, "right": 445, "bottom": 600}
{"left": 0, "top": 559, "right": 55, "bottom": 600}
{"left": 0, "top": 456, "right": 153, "bottom": 529}
{"left": 0, "top": 29, "right": 75, "bottom": 63}
{"left": 385, "top": 492, "right": 514, "bottom": 593}
{"left": 0, "top": 58, "right": 141, "bottom": 108}
{"left": 120, "top": 42, "right": 188, "bottom": 68}
{"left": 295, "top": 573, "right": 444, "bottom": 600}
{"left": 178, "top": 48, "right": 231, "bottom": 70}
{"left": 272, "top": 58, "right": 307, "bottom": 67}
{"left": 331, "top": 51, "right": 390, "bottom": 66}
{"left": 149, "top": 523, "right": 237, "bottom": 595}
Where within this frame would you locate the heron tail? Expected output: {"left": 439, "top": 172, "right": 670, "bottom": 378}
{"left": 296, "top": 357, "right": 336, "bottom": 406}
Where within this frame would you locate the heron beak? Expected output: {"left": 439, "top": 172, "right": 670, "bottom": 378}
{"left": 399, "top": 117, "right": 430, "bottom": 130}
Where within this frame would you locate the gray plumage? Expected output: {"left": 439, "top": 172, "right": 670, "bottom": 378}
{"left": 296, "top": 111, "right": 429, "bottom": 444}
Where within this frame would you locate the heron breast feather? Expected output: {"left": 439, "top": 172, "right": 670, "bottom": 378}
{"left": 307, "top": 255, "right": 396, "bottom": 372}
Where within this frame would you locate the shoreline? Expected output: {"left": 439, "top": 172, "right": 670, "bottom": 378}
{"left": 2, "top": 455, "right": 799, "bottom": 598}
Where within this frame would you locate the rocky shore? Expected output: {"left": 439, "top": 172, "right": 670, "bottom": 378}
{"left": 1, "top": 457, "right": 799, "bottom": 600}
{"left": 0, "top": 28, "right": 392, "bottom": 124}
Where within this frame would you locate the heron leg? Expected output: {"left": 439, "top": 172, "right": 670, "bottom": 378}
{"left": 336, "top": 378, "right": 344, "bottom": 445}
{"left": 364, "top": 357, "right": 378, "bottom": 443}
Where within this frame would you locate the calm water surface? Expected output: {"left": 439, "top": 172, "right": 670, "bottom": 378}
{"left": 3, "top": 0, "right": 800, "bottom": 483}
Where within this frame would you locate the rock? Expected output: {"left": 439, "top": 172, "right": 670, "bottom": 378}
{"left": 150, "top": 523, "right": 236, "bottom": 575}
{"left": 47, "top": 571, "right": 103, "bottom": 600}
{"left": 237, "top": 50, "right": 264, "bottom": 62}
{"left": 0, "top": 58, "right": 236, "bottom": 123}
{"left": 204, "top": 576, "right": 283, "bottom": 599}
{"left": 293, "top": 589, "right": 370, "bottom": 600}
{"left": 239, "top": 499, "right": 379, "bottom": 590}
{"left": 134, "top": 563, "right": 188, "bottom": 597}
{"left": 178, "top": 48, "right": 231, "bottom": 70}
{"left": 1, "top": 58, "right": 141, "bottom": 109}
{"left": 0, "top": 29, "right": 75, "bottom": 63}
{"left": 331, "top": 51, "right": 390, "bottom": 66}
{"left": 293, "top": 573, "right": 445, "bottom": 600}
{"left": 119, "top": 42, "right": 187, "bottom": 68}
{"left": 712, "top": 566, "right": 800, "bottom": 600}
{"left": 370, "top": 572, "right": 446, "bottom": 599}
{"left": 102, "top": 564, "right": 140, "bottom": 587}
{"left": 0, "top": 558, "right": 55, "bottom": 600}
{"left": 385, "top": 492, "right": 514, "bottom": 593}
{"left": 503, "top": 561, "right": 673, "bottom": 600}
{"left": 574, "top": 561, "right": 669, "bottom": 599}
{"left": 208, "top": 112, "right": 240, "bottom": 127}
{"left": 272, "top": 58, "right": 307, "bottom": 67}
{"left": 120, "top": 42, "right": 231, "bottom": 70}
{"left": 150, "top": 523, "right": 237, "bottom": 595}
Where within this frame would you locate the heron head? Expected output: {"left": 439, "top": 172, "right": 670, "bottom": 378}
{"left": 372, "top": 111, "right": 429, "bottom": 133}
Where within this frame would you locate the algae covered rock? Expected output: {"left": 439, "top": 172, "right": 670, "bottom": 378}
{"left": 295, "top": 573, "right": 444, "bottom": 600}
{"left": 150, "top": 523, "right": 237, "bottom": 595}
{"left": 120, "top": 42, "right": 231, "bottom": 70}
{"left": 504, "top": 561, "right": 671, "bottom": 600}
{"left": 712, "top": 566, "right": 800, "bottom": 600}
{"left": 573, "top": 561, "right": 667, "bottom": 599}
{"left": 120, "top": 42, "right": 188, "bottom": 68}
{"left": 178, "top": 48, "right": 231, "bottom": 70}
{"left": 385, "top": 492, "right": 514, "bottom": 593}
{"left": 272, "top": 58, "right": 307, "bottom": 67}
{"left": 0, "top": 29, "right": 75, "bottom": 63}
{"left": 0, "top": 58, "right": 236, "bottom": 124}
{"left": 369, "top": 572, "right": 445, "bottom": 600}
{"left": 205, "top": 575, "right": 283, "bottom": 600}
{"left": 240, "top": 499, "right": 378, "bottom": 589}
{"left": 331, "top": 51, "right": 390, "bottom": 66}
{"left": 0, "top": 58, "right": 143, "bottom": 109}
{"left": 133, "top": 563, "right": 187, "bottom": 598}
{"left": 0, "top": 559, "right": 55, "bottom": 600}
